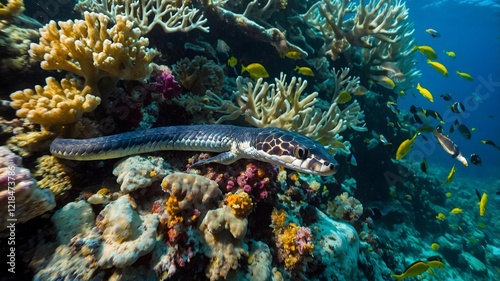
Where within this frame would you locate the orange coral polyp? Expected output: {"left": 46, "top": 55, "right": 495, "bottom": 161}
{"left": 225, "top": 191, "right": 253, "bottom": 217}
{"left": 165, "top": 195, "right": 183, "bottom": 227}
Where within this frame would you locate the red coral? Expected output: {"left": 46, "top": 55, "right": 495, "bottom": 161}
{"left": 152, "top": 65, "right": 181, "bottom": 99}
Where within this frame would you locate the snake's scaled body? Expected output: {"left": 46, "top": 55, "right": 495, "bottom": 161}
{"left": 50, "top": 125, "right": 338, "bottom": 175}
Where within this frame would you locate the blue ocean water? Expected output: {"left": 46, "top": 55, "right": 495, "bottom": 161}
{"left": 400, "top": 0, "right": 500, "bottom": 178}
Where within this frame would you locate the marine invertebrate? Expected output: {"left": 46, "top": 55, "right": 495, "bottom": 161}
{"left": 0, "top": 146, "right": 56, "bottom": 230}
{"left": 270, "top": 209, "right": 314, "bottom": 270}
{"left": 172, "top": 56, "right": 224, "bottom": 96}
{"left": 225, "top": 190, "right": 253, "bottom": 217}
{"left": 0, "top": 0, "right": 24, "bottom": 26}
{"left": 0, "top": 22, "right": 39, "bottom": 73}
{"left": 51, "top": 200, "right": 96, "bottom": 244}
{"left": 33, "top": 155, "right": 74, "bottom": 200}
{"left": 28, "top": 12, "right": 158, "bottom": 97}
{"left": 205, "top": 72, "right": 366, "bottom": 153}
{"left": 199, "top": 205, "right": 249, "bottom": 280}
{"left": 151, "top": 64, "right": 182, "bottom": 99}
{"left": 95, "top": 195, "right": 159, "bottom": 268}
{"left": 113, "top": 155, "right": 170, "bottom": 193}
{"left": 10, "top": 77, "right": 100, "bottom": 127}
{"left": 302, "top": 0, "right": 419, "bottom": 89}
{"left": 74, "top": 0, "right": 209, "bottom": 35}
{"left": 327, "top": 191, "right": 363, "bottom": 222}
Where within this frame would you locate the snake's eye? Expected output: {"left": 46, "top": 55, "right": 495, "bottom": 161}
{"left": 294, "top": 146, "right": 309, "bottom": 159}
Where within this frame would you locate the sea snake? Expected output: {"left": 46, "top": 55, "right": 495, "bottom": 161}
{"left": 50, "top": 124, "right": 338, "bottom": 175}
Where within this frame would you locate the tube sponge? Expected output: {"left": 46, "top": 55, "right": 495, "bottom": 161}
{"left": 10, "top": 77, "right": 101, "bottom": 126}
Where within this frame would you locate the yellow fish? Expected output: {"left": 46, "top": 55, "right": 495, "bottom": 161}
{"left": 427, "top": 256, "right": 445, "bottom": 269}
{"left": 445, "top": 51, "right": 456, "bottom": 58}
{"left": 427, "top": 60, "right": 448, "bottom": 77}
{"left": 450, "top": 207, "right": 462, "bottom": 214}
{"left": 413, "top": 45, "right": 437, "bottom": 60}
{"left": 284, "top": 51, "right": 303, "bottom": 60}
{"left": 399, "top": 90, "right": 406, "bottom": 95}
{"left": 430, "top": 243, "right": 440, "bottom": 251}
{"left": 436, "top": 213, "right": 446, "bottom": 221}
{"left": 373, "top": 75, "right": 395, "bottom": 89}
{"left": 227, "top": 56, "right": 238, "bottom": 67}
{"left": 392, "top": 261, "right": 430, "bottom": 281}
{"left": 294, "top": 66, "right": 314, "bottom": 76}
{"left": 336, "top": 91, "right": 352, "bottom": 104}
{"left": 446, "top": 192, "right": 452, "bottom": 198}
{"left": 456, "top": 71, "right": 473, "bottom": 81}
{"left": 441, "top": 165, "right": 456, "bottom": 185}
{"left": 395, "top": 133, "right": 418, "bottom": 160}
{"left": 354, "top": 86, "right": 368, "bottom": 96}
{"left": 242, "top": 63, "right": 269, "bottom": 80}
{"left": 416, "top": 83, "right": 434, "bottom": 102}
{"left": 479, "top": 192, "right": 488, "bottom": 217}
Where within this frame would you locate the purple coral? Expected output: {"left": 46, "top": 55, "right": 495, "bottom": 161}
{"left": 152, "top": 65, "right": 181, "bottom": 99}
{"left": 296, "top": 227, "right": 313, "bottom": 255}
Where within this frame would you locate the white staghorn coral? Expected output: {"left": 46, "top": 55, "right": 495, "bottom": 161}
{"left": 74, "top": 0, "right": 209, "bottom": 34}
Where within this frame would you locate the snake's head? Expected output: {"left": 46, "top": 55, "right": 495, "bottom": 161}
{"left": 254, "top": 128, "right": 339, "bottom": 176}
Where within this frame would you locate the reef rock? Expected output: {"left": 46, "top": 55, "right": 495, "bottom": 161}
{"left": 96, "top": 195, "right": 159, "bottom": 268}
{"left": 312, "top": 208, "right": 360, "bottom": 280}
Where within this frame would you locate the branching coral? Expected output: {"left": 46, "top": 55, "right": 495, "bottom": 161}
{"left": 205, "top": 71, "right": 366, "bottom": 153}
{"left": 302, "top": 0, "right": 419, "bottom": 89}
{"left": 10, "top": 77, "right": 101, "bottom": 127}
{"left": 29, "top": 12, "right": 157, "bottom": 97}
{"left": 74, "top": 0, "right": 209, "bottom": 34}
{"left": 0, "top": 0, "right": 24, "bottom": 26}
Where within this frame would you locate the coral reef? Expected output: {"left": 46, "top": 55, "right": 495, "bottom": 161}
{"left": 113, "top": 155, "right": 170, "bottom": 193}
{"left": 95, "top": 195, "right": 159, "bottom": 268}
{"left": 33, "top": 155, "right": 74, "bottom": 200}
{"left": 172, "top": 56, "right": 224, "bottom": 96}
{"left": 51, "top": 200, "right": 95, "bottom": 245}
{"left": 74, "top": 0, "right": 209, "bottom": 34}
{"left": 302, "top": 0, "right": 419, "bottom": 90}
{"left": 327, "top": 191, "right": 364, "bottom": 223}
{"left": 28, "top": 12, "right": 158, "bottom": 98}
{"left": 205, "top": 71, "right": 366, "bottom": 153}
{"left": 200, "top": 204, "right": 249, "bottom": 281}
{"left": 10, "top": 77, "right": 101, "bottom": 127}
{"left": 0, "top": 146, "right": 55, "bottom": 230}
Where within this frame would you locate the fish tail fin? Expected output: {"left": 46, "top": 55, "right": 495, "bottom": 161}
{"left": 391, "top": 274, "right": 403, "bottom": 281}
{"left": 241, "top": 64, "right": 246, "bottom": 74}
{"left": 294, "top": 65, "right": 299, "bottom": 71}
{"left": 412, "top": 45, "right": 418, "bottom": 51}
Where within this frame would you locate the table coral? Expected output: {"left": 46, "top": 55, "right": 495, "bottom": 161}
{"left": 10, "top": 77, "right": 101, "bottom": 127}
{"left": 0, "top": 146, "right": 56, "bottom": 230}
{"left": 113, "top": 155, "right": 170, "bottom": 193}
{"left": 29, "top": 12, "right": 157, "bottom": 97}
{"left": 95, "top": 195, "right": 159, "bottom": 268}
